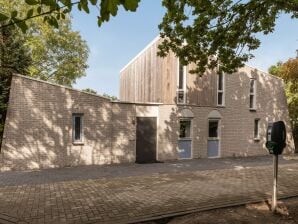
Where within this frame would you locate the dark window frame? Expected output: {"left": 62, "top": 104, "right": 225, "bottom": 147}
{"left": 208, "top": 119, "right": 219, "bottom": 138}
{"left": 72, "top": 113, "right": 84, "bottom": 144}
{"left": 254, "top": 118, "right": 260, "bottom": 140}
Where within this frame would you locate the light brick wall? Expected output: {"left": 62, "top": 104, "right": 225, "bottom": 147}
{"left": 0, "top": 75, "right": 136, "bottom": 171}
{"left": 0, "top": 65, "right": 295, "bottom": 171}
{"left": 157, "top": 66, "right": 295, "bottom": 160}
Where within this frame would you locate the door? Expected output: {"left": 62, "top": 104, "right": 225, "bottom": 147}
{"left": 136, "top": 117, "right": 157, "bottom": 163}
{"left": 208, "top": 119, "right": 220, "bottom": 158}
{"left": 178, "top": 119, "right": 192, "bottom": 159}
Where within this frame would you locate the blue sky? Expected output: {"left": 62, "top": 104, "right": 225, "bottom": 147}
{"left": 71, "top": 0, "right": 298, "bottom": 97}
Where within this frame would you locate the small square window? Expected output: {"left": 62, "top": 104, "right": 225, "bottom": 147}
{"left": 179, "top": 120, "right": 191, "bottom": 138}
{"left": 177, "top": 90, "right": 185, "bottom": 104}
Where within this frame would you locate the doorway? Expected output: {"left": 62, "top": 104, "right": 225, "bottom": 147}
{"left": 136, "top": 117, "right": 157, "bottom": 163}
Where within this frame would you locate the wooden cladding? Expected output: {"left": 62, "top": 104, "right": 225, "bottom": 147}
{"left": 120, "top": 37, "right": 216, "bottom": 106}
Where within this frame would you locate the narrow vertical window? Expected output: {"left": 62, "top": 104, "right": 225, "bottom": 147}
{"left": 177, "top": 59, "right": 186, "bottom": 104}
{"left": 73, "top": 114, "right": 83, "bottom": 143}
{"left": 254, "top": 119, "right": 260, "bottom": 139}
{"left": 217, "top": 71, "right": 225, "bottom": 106}
{"left": 249, "top": 78, "right": 256, "bottom": 110}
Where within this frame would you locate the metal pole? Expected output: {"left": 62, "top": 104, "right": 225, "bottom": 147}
{"left": 272, "top": 154, "right": 278, "bottom": 212}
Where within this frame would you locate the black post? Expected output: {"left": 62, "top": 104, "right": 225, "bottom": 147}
{"left": 272, "top": 154, "right": 278, "bottom": 212}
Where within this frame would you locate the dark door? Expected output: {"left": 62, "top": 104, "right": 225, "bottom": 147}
{"left": 136, "top": 117, "right": 157, "bottom": 163}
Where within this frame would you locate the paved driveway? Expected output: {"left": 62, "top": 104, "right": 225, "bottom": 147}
{"left": 0, "top": 155, "right": 298, "bottom": 223}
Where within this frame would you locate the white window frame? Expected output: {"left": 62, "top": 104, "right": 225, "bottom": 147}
{"left": 178, "top": 118, "right": 192, "bottom": 140}
{"left": 72, "top": 113, "right": 84, "bottom": 144}
{"left": 249, "top": 78, "right": 257, "bottom": 110}
{"left": 178, "top": 118, "right": 193, "bottom": 159}
{"left": 176, "top": 59, "right": 187, "bottom": 104}
{"left": 207, "top": 118, "right": 221, "bottom": 158}
{"left": 254, "top": 118, "right": 260, "bottom": 140}
{"left": 217, "top": 72, "right": 225, "bottom": 106}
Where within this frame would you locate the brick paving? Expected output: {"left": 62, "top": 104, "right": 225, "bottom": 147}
{"left": 0, "top": 156, "right": 298, "bottom": 224}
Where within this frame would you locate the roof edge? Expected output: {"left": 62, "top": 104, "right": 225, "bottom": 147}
{"left": 244, "top": 64, "right": 283, "bottom": 81}
{"left": 120, "top": 35, "right": 160, "bottom": 73}
{"left": 12, "top": 74, "right": 113, "bottom": 101}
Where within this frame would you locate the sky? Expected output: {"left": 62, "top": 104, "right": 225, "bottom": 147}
{"left": 71, "top": 0, "right": 298, "bottom": 97}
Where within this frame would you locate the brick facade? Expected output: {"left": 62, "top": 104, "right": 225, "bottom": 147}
{"left": 0, "top": 75, "right": 137, "bottom": 171}
{"left": 0, "top": 68, "right": 295, "bottom": 171}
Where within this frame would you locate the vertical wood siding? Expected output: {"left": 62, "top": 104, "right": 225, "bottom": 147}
{"left": 119, "top": 38, "right": 216, "bottom": 106}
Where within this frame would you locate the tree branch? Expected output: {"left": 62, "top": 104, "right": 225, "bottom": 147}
{"left": 0, "top": 1, "right": 80, "bottom": 30}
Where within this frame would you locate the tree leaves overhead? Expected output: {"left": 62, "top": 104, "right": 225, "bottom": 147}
{"left": 158, "top": 0, "right": 298, "bottom": 74}
{"left": 1, "top": 0, "right": 298, "bottom": 74}
{"left": 0, "top": 0, "right": 140, "bottom": 32}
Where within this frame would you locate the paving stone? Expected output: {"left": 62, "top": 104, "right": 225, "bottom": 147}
{"left": 0, "top": 156, "right": 298, "bottom": 223}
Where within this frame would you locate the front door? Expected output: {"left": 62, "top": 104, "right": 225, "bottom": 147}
{"left": 136, "top": 117, "right": 157, "bottom": 163}
{"left": 178, "top": 119, "right": 192, "bottom": 159}
{"left": 207, "top": 119, "right": 220, "bottom": 158}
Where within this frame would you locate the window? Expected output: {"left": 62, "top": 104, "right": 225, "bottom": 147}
{"left": 254, "top": 119, "right": 260, "bottom": 139}
{"left": 249, "top": 78, "right": 256, "bottom": 110}
{"left": 217, "top": 71, "right": 225, "bottom": 106}
{"left": 209, "top": 120, "right": 219, "bottom": 138}
{"left": 72, "top": 114, "right": 83, "bottom": 143}
{"left": 179, "top": 120, "right": 191, "bottom": 138}
{"left": 177, "top": 60, "right": 186, "bottom": 104}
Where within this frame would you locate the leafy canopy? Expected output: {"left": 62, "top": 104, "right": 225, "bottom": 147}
{"left": 269, "top": 57, "right": 298, "bottom": 147}
{"left": 158, "top": 0, "right": 298, "bottom": 74}
{"left": 0, "top": 0, "right": 140, "bottom": 32}
{"left": 0, "top": 25, "right": 32, "bottom": 138}
{"left": 1, "top": 0, "right": 89, "bottom": 86}
{"left": 1, "top": 0, "right": 298, "bottom": 73}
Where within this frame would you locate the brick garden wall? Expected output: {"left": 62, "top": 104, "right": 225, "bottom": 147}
{"left": 0, "top": 75, "right": 136, "bottom": 171}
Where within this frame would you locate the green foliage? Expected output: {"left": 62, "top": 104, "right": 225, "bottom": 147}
{"left": 158, "top": 0, "right": 298, "bottom": 74}
{"left": 103, "top": 93, "right": 118, "bottom": 101}
{"left": 1, "top": 1, "right": 90, "bottom": 86}
{"left": 82, "top": 88, "right": 97, "bottom": 94}
{"left": 269, "top": 57, "right": 298, "bottom": 149}
{"left": 0, "top": 0, "right": 140, "bottom": 32}
{"left": 0, "top": 25, "right": 32, "bottom": 143}
{"left": 1, "top": 0, "right": 298, "bottom": 74}
{"left": 0, "top": 1, "right": 89, "bottom": 146}
{"left": 82, "top": 89, "right": 118, "bottom": 100}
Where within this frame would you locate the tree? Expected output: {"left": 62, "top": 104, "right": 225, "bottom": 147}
{"left": 103, "top": 93, "right": 118, "bottom": 101}
{"left": 82, "top": 88, "right": 97, "bottom": 94}
{"left": 158, "top": 0, "right": 298, "bottom": 74}
{"left": 0, "top": 0, "right": 140, "bottom": 31}
{"left": 1, "top": 0, "right": 89, "bottom": 86}
{"left": 0, "top": 25, "right": 32, "bottom": 141}
{"left": 269, "top": 57, "right": 298, "bottom": 149}
{"left": 1, "top": 0, "right": 298, "bottom": 74}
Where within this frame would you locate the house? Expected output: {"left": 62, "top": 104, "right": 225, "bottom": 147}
{"left": 119, "top": 36, "right": 295, "bottom": 160}
{"left": 0, "top": 37, "right": 295, "bottom": 171}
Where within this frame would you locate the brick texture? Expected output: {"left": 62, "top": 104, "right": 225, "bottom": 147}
{"left": 0, "top": 66, "right": 295, "bottom": 171}
{"left": 0, "top": 75, "right": 136, "bottom": 171}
